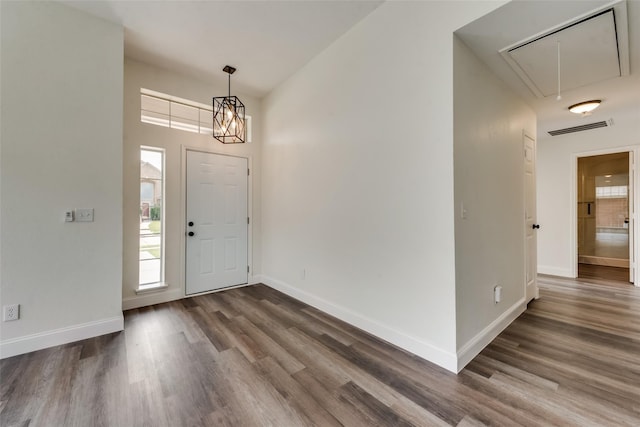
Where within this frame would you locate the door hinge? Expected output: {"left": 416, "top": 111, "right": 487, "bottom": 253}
{"left": 247, "top": 217, "right": 250, "bottom": 224}
{"left": 248, "top": 168, "right": 250, "bottom": 176}
{"left": 247, "top": 265, "right": 250, "bottom": 273}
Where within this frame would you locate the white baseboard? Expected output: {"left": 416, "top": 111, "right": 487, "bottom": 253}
{"left": 0, "top": 315, "right": 124, "bottom": 359}
{"left": 248, "top": 274, "right": 262, "bottom": 285}
{"left": 123, "top": 277, "right": 263, "bottom": 311}
{"left": 123, "top": 287, "right": 184, "bottom": 310}
{"left": 456, "top": 298, "right": 526, "bottom": 372}
{"left": 258, "top": 275, "right": 458, "bottom": 373}
{"left": 538, "top": 265, "right": 574, "bottom": 278}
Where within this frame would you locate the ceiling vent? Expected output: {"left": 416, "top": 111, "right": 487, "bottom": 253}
{"left": 548, "top": 119, "right": 613, "bottom": 136}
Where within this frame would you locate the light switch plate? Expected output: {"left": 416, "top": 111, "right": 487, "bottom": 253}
{"left": 76, "top": 208, "right": 94, "bottom": 222}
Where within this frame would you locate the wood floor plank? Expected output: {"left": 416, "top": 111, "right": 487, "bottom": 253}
{"left": 338, "top": 381, "right": 414, "bottom": 427}
{"left": 210, "top": 310, "right": 267, "bottom": 363}
{"left": 217, "top": 347, "right": 311, "bottom": 426}
{"left": 2, "top": 275, "right": 639, "bottom": 426}
{"left": 323, "top": 333, "right": 537, "bottom": 426}
{"left": 253, "top": 356, "right": 342, "bottom": 427}
{"left": 489, "top": 370, "right": 633, "bottom": 427}
{"left": 286, "top": 327, "right": 411, "bottom": 409}
{"left": 232, "top": 315, "right": 305, "bottom": 375}
{"left": 188, "top": 306, "right": 234, "bottom": 352}
{"left": 167, "top": 300, "right": 209, "bottom": 344}
{"left": 578, "top": 263, "right": 631, "bottom": 282}
{"left": 292, "top": 367, "right": 378, "bottom": 427}
{"left": 469, "top": 354, "right": 559, "bottom": 391}
{"left": 456, "top": 370, "right": 560, "bottom": 427}
{"left": 260, "top": 298, "right": 356, "bottom": 346}
{"left": 191, "top": 293, "right": 241, "bottom": 319}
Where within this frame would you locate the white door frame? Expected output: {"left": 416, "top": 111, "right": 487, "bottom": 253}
{"left": 180, "top": 145, "right": 254, "bottom": 296}
{"left": 524, "top": 131, "right": 539, "bottom": 301}
{"left": 570, "top": 145, "right": 639, "bottom": 286}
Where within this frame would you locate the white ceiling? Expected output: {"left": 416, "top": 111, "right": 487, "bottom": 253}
{"left": 61, "top": 0, "right": 638, "bottom": 131}
{"left": 456, "top": 0, "right": 640, "bottom": 134}
{"left": 503, "top": 10, "right": 622, "bottom": 98}
{"left": 61, "top": 0, "right": 383, "bottom": 98}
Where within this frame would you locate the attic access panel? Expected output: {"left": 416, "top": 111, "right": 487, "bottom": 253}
{"left": 501, "top": 9, "right": 621, "bottom": 98}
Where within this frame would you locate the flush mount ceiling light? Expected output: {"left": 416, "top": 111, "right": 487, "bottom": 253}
{"left": 213, "top": 65, "right": 246, "bottom": 144}
{"left": 568, "top": 100, "right": 601, "bottom": 115}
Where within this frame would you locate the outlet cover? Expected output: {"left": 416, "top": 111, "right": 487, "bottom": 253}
{"left": 3, "top": 304, "right": 20, "bottom": 321}
{"left": 76, "top": 208, "right": 94, "bottom": 222}
{"left": 494, "top": 285, "right": 502, "bottom": 304}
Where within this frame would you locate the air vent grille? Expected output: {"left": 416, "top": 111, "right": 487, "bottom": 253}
{"left": 548, "top": 120, "right": 610, "bottom": 136}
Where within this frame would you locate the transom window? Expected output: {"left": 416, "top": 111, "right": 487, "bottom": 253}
{"left": 140, "top": 89, "right": 252, "bottom": 141}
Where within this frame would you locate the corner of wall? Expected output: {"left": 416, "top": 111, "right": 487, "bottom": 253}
{"left": 259, "top": 275, "right": 459, "bottom": 373}
{"left": 453, "top": 27, "right": 534, "bottom": 366}
{"left": 455, "top": 298, "right": 526, "bottom": 372}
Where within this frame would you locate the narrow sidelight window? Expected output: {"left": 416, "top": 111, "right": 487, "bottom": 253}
{"left": 139, "top": 147, "right": 165, "bottom": 289}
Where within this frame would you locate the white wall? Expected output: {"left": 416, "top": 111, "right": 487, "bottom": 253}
{"left": 261, "top": 1, "right": 505, "bottom": 372}
{"left": 453, "top": 36, "right": 536, "bottom": 368}
{"left": 1, "top": 2, "right": 124, "bottom": 357}
{"left": 123, "top": 59, "right": 262, "bottom": 309}
{"left": 538, "top": 107, "right": 640, "bottom": 278}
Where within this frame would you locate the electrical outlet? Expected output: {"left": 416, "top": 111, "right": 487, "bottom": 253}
{"left": 76, "top": 208, "right": 94, "bottom": 222}
{"left": 3, "top": 304, "right": 20, "bottom": 321}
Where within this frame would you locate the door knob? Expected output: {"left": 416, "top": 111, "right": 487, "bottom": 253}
{"left": 188, "top": 221, "right": 194, "bottom": 227}
{"left": 188, "top": 231, "right": 195, "bottom": 237}
{"left": 532, "top": 224, "right": 540, "bottom": 229}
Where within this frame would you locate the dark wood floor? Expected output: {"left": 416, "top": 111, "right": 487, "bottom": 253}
{"left": 578, "top": 263, "right": 631, "bottom": 283}
{"left": 1, "top": 277, "right": 639, "bottom": 426}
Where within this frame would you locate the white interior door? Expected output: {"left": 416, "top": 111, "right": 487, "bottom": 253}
{"left": 186, "top": 150, "right": 248, "bottom": 295}
{"left": 524, "top": 134, "right": 539, "bottom": 302}
{"left": 629, "top": 151, "right": 635, "bottom": 283}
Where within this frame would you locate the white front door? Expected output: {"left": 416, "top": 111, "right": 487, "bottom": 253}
{"left": 186, "top": 150, "right": 248, "bottom": 295}
{"left": 524, "top": 134, "right": 539, "bottom": 302}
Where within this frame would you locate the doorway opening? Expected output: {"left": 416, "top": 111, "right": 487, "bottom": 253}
{"left": 577, "top": 152, "right": 633, "bottom": 283}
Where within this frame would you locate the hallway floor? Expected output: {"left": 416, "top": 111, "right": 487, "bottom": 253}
{"left": 578, "top": 263, "right": 631, "bottom": 284}
{"left": 1, "top": 278, "right": 639, "bottom": 426}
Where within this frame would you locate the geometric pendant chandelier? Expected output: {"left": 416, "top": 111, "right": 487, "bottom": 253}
{"left": 213, "top": 65, "right": 246, "bottom": 144}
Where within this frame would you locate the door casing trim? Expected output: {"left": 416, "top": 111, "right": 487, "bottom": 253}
{"left": 571, "top": 145, "right": 640, "bottom": 286}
